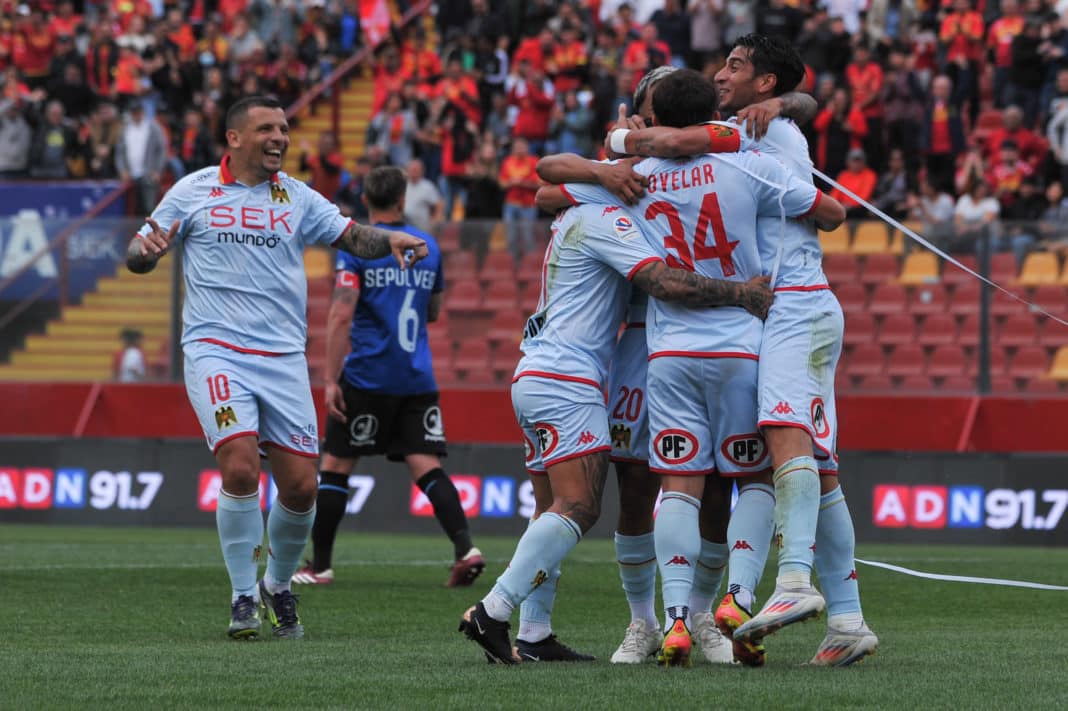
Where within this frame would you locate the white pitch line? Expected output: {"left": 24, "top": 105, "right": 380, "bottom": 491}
{"left": 856, "top": 558, "right": 1068, "bottom": 591}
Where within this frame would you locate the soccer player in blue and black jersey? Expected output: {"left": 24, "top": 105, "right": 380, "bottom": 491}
{"left": 294, "top": 166, "right": 484, "bottom": 588}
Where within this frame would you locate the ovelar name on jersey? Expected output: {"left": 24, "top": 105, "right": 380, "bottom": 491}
{"left": 362, "top": 267, "right": 437, "bottom": 289}
{"left": 647, "top": 163, "right": 716, "bottom": 194}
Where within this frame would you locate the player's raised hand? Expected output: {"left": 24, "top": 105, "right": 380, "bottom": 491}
{"left": 141, "top": 217, "right": 179, "bottom": 257}
{"left": 739, "top": 275, "right": 774, "bottom": 321}
{"left": 735, "top": 97, "right": 783, "bottom": 140}
{"left": 325, "top": 381, "right": 346, "bottom": 421}
{"left": 599, "top": 156, "right": 647, "bottom": 205}
{"left": 389, "top": 232, "right": 428, "bottom": 269}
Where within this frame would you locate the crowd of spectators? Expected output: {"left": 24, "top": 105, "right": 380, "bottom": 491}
{"left": 11, "top": 1, "right": 1068, "bottom": 266}
{"left": 321, "top": 0, "right": 1068, "bottom": 265}
{"left": 0, "top": 0, "right": 364, "bottom": 212}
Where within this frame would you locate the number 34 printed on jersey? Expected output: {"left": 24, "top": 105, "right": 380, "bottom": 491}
{"left": 647, "top": 192, "right": 738, "bottom": 276}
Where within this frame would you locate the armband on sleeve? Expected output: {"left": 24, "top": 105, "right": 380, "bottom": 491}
{"left": 704, "top": 124, "right": 742, "bottom": 153}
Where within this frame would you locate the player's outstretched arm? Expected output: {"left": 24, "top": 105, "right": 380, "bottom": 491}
{"left": 632, "top": 263, "right": 774, "bottom": 320}
{"left": 335, "top": 221, "right": 428, "bottom": 269}
{"left": 125, "top": 218, "right": 178, "bottom": 274}
{"left": 323, "top": 280, "right": 358, "bottom": 421}
{"left": 536, "top": 154, "right": 646, "bottom": 204}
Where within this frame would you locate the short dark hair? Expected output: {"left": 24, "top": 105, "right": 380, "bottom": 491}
{"left": 225, "top": 95, "right": 283, "bottom": 130}
{"left": 364, "top": 166, "right": 407, "bottom": 210}
{"left": 651, "top": 69, "right": 717, "bottom": 128}
{"left": 730, "top": 34, "right": 805, "bottom": 97}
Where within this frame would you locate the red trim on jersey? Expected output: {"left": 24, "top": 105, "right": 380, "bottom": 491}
{"left": 212, "top": 430, "right": 259, "bottom": 454}
{"left": 801, "top": 190, "right": 824, "bottom": 218}
{"left": 774, "top": 284, "right": 830, "bottom": 293}
{"left": 610, "top": 455, "right": 648, "bottom": 464}
{"left": 627, "top": 257, "right": 663, "bottom": 280}
{"left": 336, "top": 270, "right": 360, "bottom": 289}
{"left": 330, "top": 220, "right": 356, "bottom": 248}
{"left": 544, "top": 445, "right": 612, "bottom": 468}
{"left": 558, "top": 184, "right": 579, "bottom": 206}
{"left": 649, "top": 465, "right": 716, "bottom": 477}
{"left": 819, "top": 469, "right": 839, "bottom": 476}
{"left": 218, "top": 154, "right": 283, "bottom": 186}
{"left": 648, "top": 351, "right": 759, "bottom": 361}
{"left": 512, "top": 370, "right": 602, "bottom": 390}
{"left": 261, "top": 440, "right": 320, "bottom": 459}
{"left": 197, "top": 338, "right": 285, "bottom": 357}
{"left": 704, "top": 124, "right": 742, "bottom": 153}
{"left": 624, "top": 322, "right": 646, "bottom": 329}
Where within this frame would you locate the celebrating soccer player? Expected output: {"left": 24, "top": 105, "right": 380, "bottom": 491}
{"left": 125, "top": 96, "right": 427, "bottom": 640}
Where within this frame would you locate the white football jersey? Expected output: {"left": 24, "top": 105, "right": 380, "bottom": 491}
{"left": 138, "top": 156, "right": 350, "bottom": 355}
{"left": 563, "top": 151, "right": 820, "bottom": 358}
{"left": 515, "top": 203, "right": 663, "bottom": 389}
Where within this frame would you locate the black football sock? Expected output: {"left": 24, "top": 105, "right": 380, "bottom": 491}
{"left": 416, "top": 468, "right": 473, "bottom": 559}
{"left": 311, "top": 471, "right": 349, "bottom": 571}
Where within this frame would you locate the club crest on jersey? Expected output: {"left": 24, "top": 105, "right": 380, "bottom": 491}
{"left": 214, "top": 405, "right": 238, "bottom": 429}
{"left": 654, "top": 429, "right": 698, "bottom": 465}
{"left": 269, "top": 183, "right": 291, "bottom": 204}
{"left": 721, "top": 433, "right": 768, "bottom": 468}
{"left": 811, "top": 398, "right": 830, "bottom": 438}
{"left": 534, "top": 423, "right": 559, "bottom": 458}
{"left": 610, "top": 423, "right": 632, "bottom": 451}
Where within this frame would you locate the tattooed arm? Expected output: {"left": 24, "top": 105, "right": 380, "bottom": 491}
{"left": 631, "top": 262, "right": 774, "bottom": 320}
{"left": 334, "top": 221, "right": 428, "bottom": 268}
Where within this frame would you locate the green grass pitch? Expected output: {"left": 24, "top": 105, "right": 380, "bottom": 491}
{"left": 3, "top": 524, "right": 1067, "bottom": 709}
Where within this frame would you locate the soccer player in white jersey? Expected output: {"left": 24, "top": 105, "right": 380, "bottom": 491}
{"left": 125, "top": 96, "right": 427, "bottom": 640}
{"left": 458, "top": 195, "right": 776, "bottom": 665}
{"left": 539, "top": 69, "right": 846, "bottom": 666}
{"left": 610, "top": 35, "right": 879, "bottom": 665}
{"left": 535, "top": 67, "right": 819, "bottom": 667}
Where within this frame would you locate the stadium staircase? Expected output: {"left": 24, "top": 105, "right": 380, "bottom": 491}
{"left": 0, "top": 260, "right": 174, "bottom": 381}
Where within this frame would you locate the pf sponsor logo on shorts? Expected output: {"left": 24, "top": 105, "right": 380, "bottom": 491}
{"left": 811, "top": 398, "right": 830, "bottom": 439}
{"left": 349, "top": 414, "right": 378, "bottom": 447}
{"left": 423, "top": 405, "right": 445, "bottom": 442}
{"left": 523, "top": 434, "right": 536, "bottom": 464}
{"left": 654, "top": 429, "right": 698, "bottom": 465}
{"left": 534, "top": 423, "right": 559, "bottom": 459}
{"left": 721, "top": 433, "right": 768, "bottom": 468}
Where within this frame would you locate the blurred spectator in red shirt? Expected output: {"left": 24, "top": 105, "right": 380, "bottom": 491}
{"left": 17, "top": 8, "right": 55, "bottom": 90}
{"left": 623, "top": 24, "right": 671, "bottom": 73}
{"left": 986, "top": 0, "right": 1023, "bottom": 108}
{"left": 163, "top": 7, "right": 197, "bottom": 64}
{"left": 514, "top": 27, "right": 556, "bottom": 74}
{"left": 920, "top": 74, "right": 965, "bottom": 193}
{"left": 550, "top": 24, "right": 588, "bottom": 94}
{"left": 650, "top": 0, "right": 690, "bottom": 67}
{"left": 988, "top": 140, "right": 1034, "bottom": 208}
{"left": 983, "top": 105, "right": 1048, "bottom": 174}
{"left": 813, "top": 87, "right": 867, "bottom": 180}
{"left": 0, "top": 17, "right": 15, "bottom": 73}
{"left": 607, "top": 3, "right": 641, "bottom": 43}
{"left": 111, "top": 0, "right": 154, "bottom": 32}
{"left": 48, "top": 1, "right": 82, "bottom": 39}
{"left": 176, "top": 107, "right": 216, "bottom": 175}
{"left": 265, "top": 43, "right": 308, "bottom": 107}
{"left": 217, "top": 0, "right": 250, "bottom": 33}
{"left": 434, "top": 57, "right": 481, "bottom": 126}
{"left": 439, "top": 103, "right": 478, "bottom": 220}
{"left": 404, "top": 29, "right": 443, "bottom": 88}
{"left": 499, "top": 136, "right": 541, "bottom": 264}
{"left": 373, "top": 43, "right": 410, "bottom": 114}
{"left": 831, "top": 148, "right": 878, "bottom": 218}
{"left": 113, "top": 44, "right": 144, "bottom": 105}
{"left": 845, "top": 43, "right": 885, "bottom": 171}
{"left": 939, "top": 0, "right": 983, "bottom": 124}
{"left": 300, "top": 131, "right": 346, "bottom": 201}
{"left": 86, "top": 23, "right": 120, "bottom": 98}
{"left": 508, "top": 60, "right": 555, "bottom": 154}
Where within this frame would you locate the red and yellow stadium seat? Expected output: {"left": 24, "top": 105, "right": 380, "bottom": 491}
{"left": 851, "top": 221, "right": 889, "bottom": 255}
{"left": 1016, "top": 252, "right": 1061, "bottom": 286}
{"left": 819, "top": 224, "right": 851, "bottom": 254}
{"left": 899, "top": 251, "right": 940, "bottom": 285}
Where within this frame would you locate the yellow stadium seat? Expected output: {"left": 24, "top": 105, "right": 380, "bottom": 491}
{"left": 888, "top": 227, "right": 905, "bottom": 254}
{"left": 851, "top": 221, "right": 889, "bottom": 254}
{"left": 304, "top": 248, "right": 333, "bottom": 280}
{"left": 819, "top": 224, "right": 851, "bottom": 254}
{"left": 1017, "top": 252, "right": 1061, "bottom": 286}
{"left": 1048, "top": 346, "right": 1068, "bottom": 380}
{"left": 898, "top": 251, "right": 941, "bottom": 285}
